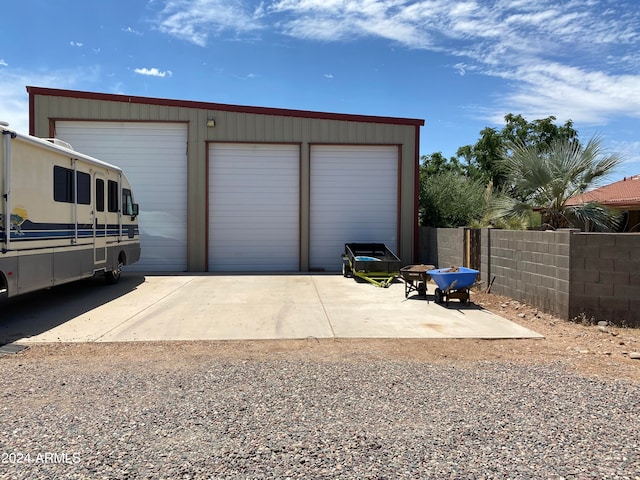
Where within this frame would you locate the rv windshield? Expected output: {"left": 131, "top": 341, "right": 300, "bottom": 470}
{"left": 122, "top": 188, "right": 138, "bottom": 217}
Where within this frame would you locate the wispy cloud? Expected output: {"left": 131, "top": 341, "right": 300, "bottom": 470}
{"left": 70, "top": 41, "right": 83, "bottom": 47}
{"left": 0, "top": 59, "right": 7, "bottom": 67}
{"left": 232, "top": 72, "right": 258, "bottom": 80}
{"left": 0, "top": 66, "right": 101, "bottom": 133}
{"left": 269, "top": 0, "right": 433, "bottom": 46}
{"left": 324, "top": 73, "right": 334, "bottom": 79}
{"left": 610, "top": 140, "right": 640, "bottom": 174}
{"left": 454, "top": 63, "right": 467, "bottom": 76}
{"left": 152, "top": 0, "right": 263, "bottom": 47}
{"left": 490, "top": 62, "right": 640, "bottom": 124}
{"left": 149, "top": 0, "right": 640, "bottom": 126}
{"left": 134, "top": 67, "right": 173, "bottom": 78}
{"left": 122, "top": 26, "right": 143, "bottom": 36}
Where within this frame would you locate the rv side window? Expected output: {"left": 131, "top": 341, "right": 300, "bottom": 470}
{"left": 107, "top": 180, "right": 119, "bottom": 212}
{"left": 53, "top": 166, "right": 91, "bottom": 205}
{"left": 96, "top": 179, "right": 105, "bottom": 212}
{"left": 122, "top": 189, "right": 134, "bottom": 216}
{"left": 77, "top": 172, "right": 90, "bottom": 205}
{"left": 54, "top": 166, "right": 73, "bottom": 202}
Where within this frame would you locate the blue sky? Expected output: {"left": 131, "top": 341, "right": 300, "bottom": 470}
{"left": 1, "top": 0, "right": 639, "bottom": 181}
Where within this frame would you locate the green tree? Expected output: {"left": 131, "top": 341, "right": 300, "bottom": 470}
{"left": 501, "top": 114, "right": 578, "bottom": 149}
{"left": 420, "top": 152, "right": 464, "bottom": 177}
{"left": 490, "top": 136, "right": 622, "bottom": 230}
{"left": 419, "top": 171, "right": 487, "bottom": 227}
{"left": 455, "top": 145, "right": 483, "bottom": 182}
{"left": 457, "top": 114, "right": 579, "bottom": 190}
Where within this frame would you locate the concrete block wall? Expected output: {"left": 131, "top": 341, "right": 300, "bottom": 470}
{"left": 419, "top": 227, "right": 464, "bottom": 268}
{"left": 418, "top": 227, "right": 437, "bottom": 264}
{"left": 483, "top": 229, "right": 572, "bottom": 319}
{"left": 570, "top": 233, "right": 640, "bottom": 327}
{"left": 420, "top": 228, "right": 640, "bottom": 326}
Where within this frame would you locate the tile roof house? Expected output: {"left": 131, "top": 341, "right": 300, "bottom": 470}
{"left": 566, "top": 175, "right": 640, "bottom": 231}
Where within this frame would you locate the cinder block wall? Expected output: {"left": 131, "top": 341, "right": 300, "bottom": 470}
{"left": 420, "top": 228, "right": 640, "bottom": 326}
{"left": 419, "top": 227, "right": 464, "bottom": 268}
{"left": 570, "top": 233, "right": 640, "bottom": 327}
{"left": 483, "top": 229, "right": 572, "bottom": 319}
{"left": 418, "top": 227, "right": 437, "bottom": 264}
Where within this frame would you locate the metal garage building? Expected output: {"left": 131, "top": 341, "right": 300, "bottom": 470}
{"left": 28, "top": 86, "right": 424, "bottom": 273}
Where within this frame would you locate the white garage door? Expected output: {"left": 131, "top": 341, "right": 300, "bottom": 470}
{"left": 208, "top": 143, "right": 299, "bottom": 272}
{"left": 310, "top": 145, "right": 398, "bottom": 272}
{"left": 55, "top": 121, "right": 188, "bottom": 271}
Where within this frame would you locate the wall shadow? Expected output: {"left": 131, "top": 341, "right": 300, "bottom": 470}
{"left": 0, "top": 274, "right": 146, "bottom": 346}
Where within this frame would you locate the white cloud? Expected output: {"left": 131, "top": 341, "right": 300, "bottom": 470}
{"left": 122, "top": 26, "right": 143, "bottom": 35}
{"left": 269, "top": 0, "right": 433, "bottom": 47}
{"left": 70, "top": 41, "right": 83, "bottom": 47}
{"left": 134, "top": 67, "right": 173, "bottom": 78}
{"left": 0, "top": 66, "right": 101, "bottom": 134}
{"left": 0, "top": 77, "right": 27, "bottom": 132}
{"left": 489, "top": 62, "right": 640, "bottom": 125}
{"left": 0, "top": 59, "right": 7, "bottom": 67}
{"left": 454, "top": 63, "right": 466, "bottom": 76}
{"left": 324, "top": 73, "right": 334, "bottom": 79}
{"left": 152, "top": 0, "right": 263, "bottom": 47}
{"left": 609, "top": 140, "right": 640, "bottom": 177}
{"left": 148, "top": 0, "right": 640, "bottom": 126}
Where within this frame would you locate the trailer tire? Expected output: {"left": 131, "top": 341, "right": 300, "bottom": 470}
{"left": 342, "top": 262, "right": 351, "bottom": 278}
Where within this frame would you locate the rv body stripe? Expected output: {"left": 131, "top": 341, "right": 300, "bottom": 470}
{"left": 0, "top": 221, "right": 139, "bottom": 241}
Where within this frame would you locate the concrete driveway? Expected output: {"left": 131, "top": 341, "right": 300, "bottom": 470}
{"left": 0, "top": 274, "right": 542, "bottom": 344}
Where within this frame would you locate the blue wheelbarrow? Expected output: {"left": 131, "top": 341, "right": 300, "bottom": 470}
{"left": 429, "top": 267, "right": 480, "bottom": 305}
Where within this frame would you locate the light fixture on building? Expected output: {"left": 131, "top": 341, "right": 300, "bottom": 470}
{"left": 207, "top": 117, "right": 216, "bottom": 128}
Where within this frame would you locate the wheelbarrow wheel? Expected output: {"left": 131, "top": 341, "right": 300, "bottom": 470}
{"left": 434, "top": 288, "right": 443, "bottom": 304}
{"left": 460, "top": 290, "right": 470, "bottom": 303}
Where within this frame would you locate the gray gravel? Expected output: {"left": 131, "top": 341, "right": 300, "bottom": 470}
{"left": 1, "top": 355, "right": 639, "bottom": 479}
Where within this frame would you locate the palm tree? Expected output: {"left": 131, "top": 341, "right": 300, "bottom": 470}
{"left": 490, "top": 136, "right": 623, "bottom": 231}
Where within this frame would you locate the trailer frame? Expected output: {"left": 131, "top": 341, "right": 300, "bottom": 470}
{"left": 341, "top": 243, "right": 401, "bottom": 288}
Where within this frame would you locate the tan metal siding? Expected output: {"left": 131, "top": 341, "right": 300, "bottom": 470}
{"left": 31, "top": 90, "right": 421, "bottom": 271}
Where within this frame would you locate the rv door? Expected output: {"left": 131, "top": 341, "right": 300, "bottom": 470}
{"left": 93, "top": 173, "right": 107, "bottom": 265}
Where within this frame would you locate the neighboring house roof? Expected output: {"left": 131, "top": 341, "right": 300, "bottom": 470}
{"left": 566, "top": 175, "right": 640, "bottom": 209}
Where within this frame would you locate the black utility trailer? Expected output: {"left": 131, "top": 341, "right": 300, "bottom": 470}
{"left": 341, "top": 243, "right": 401, "bottom": 287}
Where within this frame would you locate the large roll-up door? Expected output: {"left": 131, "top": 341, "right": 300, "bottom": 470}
{"left": 310, "top": 145, "right": 398, "bottom": 272}
{"left": 55, "top": 121, "right": 188, "bottom": 271}
{"left": 208, "top": 143, "right": 300, "bottom": 272}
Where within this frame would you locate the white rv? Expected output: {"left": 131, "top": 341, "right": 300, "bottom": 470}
{"left": 0, "top": 122, "right": 140, "bottom": 300}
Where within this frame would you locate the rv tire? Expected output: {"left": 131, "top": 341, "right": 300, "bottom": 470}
{"left": 105, "top": 266, "right": 122, "bottom": 284}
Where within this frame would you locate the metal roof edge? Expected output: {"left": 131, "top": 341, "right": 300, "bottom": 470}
{"left": 26, "top": 86, "right": 425, "bottom": 127}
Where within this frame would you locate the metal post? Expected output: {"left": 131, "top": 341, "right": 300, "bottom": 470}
{"left": 73, "top": 159, "right": 78, "bottom": 244}
{"left": 2, "top": 128, "right": 13, "bottom": 250}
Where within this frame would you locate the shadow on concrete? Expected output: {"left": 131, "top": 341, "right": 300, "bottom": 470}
{"left": 0, "top": 274, "right": 145, "bottom": 346}
{"left": 403, "top": 291, "right": 484, "bottom": 311}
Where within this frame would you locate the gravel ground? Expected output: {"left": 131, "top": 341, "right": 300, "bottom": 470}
{"left": 1, "top": 339, "right": 640, "bottom": 480}
{"left": 1, "top": 289, "right": 640, "bottom": 479}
